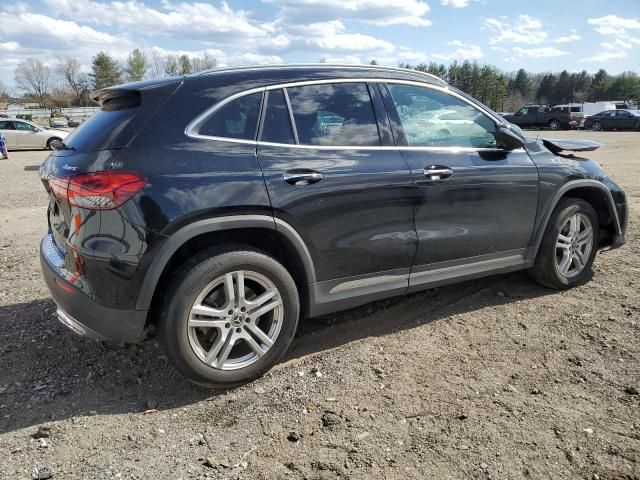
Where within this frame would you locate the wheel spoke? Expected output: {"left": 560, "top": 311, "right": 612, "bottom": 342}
{"left": 242, "top": 333, "right": 266, "bottom": 357}
{"left": 204, "top": 329, "right": 230, "bottom": 365}
{"left": 556, "top": 233, "right": 571, "bottom": 250}
{"left": 569, "top": 214, "right": 580, "bottom": 237}
{"left": 246, "top": 288, "right": 278, "bottom": 308}
{"left": 249, "top": 298, "right": 282, "bottom": 320}
{"left": 558, "top": 251, "right": 572, "bottom": 275}
{"left": 574, "top": 250, "right": 586, "bottom": 270}
{"left": 223, "top": 273, "right": 235, "bottom": 306}
{"left": 577, "top": 226, "right": 593, "bottom": 244}
{"left": 235, "top": 271, "right": 246, "bottom": 306}
{"left": 189, "top": 318, "right": 228, "bottom": 328}
{"left": 214, "top": 332, "right": 237, "bottom": 368}
{"left": 246, "top": 322, "right": 274, "bottom": 347}
{"left": 191, "top": 303, "right": 226, "bottom": 319}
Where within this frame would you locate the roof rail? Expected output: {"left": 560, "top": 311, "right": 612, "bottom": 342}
{"left": 193, "top": 63, "right": 448, "bottom": 86}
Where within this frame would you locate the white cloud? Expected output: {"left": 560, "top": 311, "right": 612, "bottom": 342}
{"left": 44, "top": 0, "right": 268, "bottom": 42}
{"left": 587, "top": 14, "right": 640, "bottom": 35}
{"left": 553, "top": 29, "right": 581, "bottom": 43}
{"left": 483, "top": 15, "right": 547, "bottom": 44}
{"left": 580, "top": 51, "right": 628, "bottom": 62}
{"left": 510, "top": 46, "right": 570, "bottom": 58}
{"left": 432, "top": 40, "right": 483, "bottom": 60}
{"left": 440, "top": 0, "right": 469, "bottom": 7}
{"left": 266, "top": 0, "right": 432, "bottom": 26}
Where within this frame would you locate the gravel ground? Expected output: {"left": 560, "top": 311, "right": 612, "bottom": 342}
{"left": 0, "top": 131, "right": 638, "bottom": 480}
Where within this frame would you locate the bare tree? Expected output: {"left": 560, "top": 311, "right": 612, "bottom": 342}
{"left": 149, "top": 50, "right": 165, "bottom": 79}
{"left": 15, "top": 58, "right": 52, "bottom": 107}
{"left": 56, "top": 57, "right": 90, "bottom": 106}
{"left": 0, "top": 80, "right": 10, "bottom": 100}
{"left": 164, "top": 55, "right": 179, "bottom": 76}
{"left": 192, "top": 52, "right": 216, "bottom": 73}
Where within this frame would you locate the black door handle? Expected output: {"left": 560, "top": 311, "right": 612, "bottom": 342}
{"left": 283, "top": 169, "right": 323, "bottom": 186}
{"left": 423, "top": 165, "right": 453, "bottom": 181}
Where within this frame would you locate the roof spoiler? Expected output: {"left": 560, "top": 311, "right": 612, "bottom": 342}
{"left": 542, "top": 138, "right": 603, "bottom": 154}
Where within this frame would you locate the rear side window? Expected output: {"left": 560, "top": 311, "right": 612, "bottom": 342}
{"left": 286, "top": 83, "right": 380, "bottom": 146}
{"left": 260, "top": 89, "right": 295, "bottom": 144}
{"left": 198, "top": 92, "right": 262, "bottom": 140}
{"left": 0, "top": 121, "right": 15, "bottom": 130}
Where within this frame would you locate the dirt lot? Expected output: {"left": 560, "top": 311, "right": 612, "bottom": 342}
{"left": 0, "top": 131, "right": 638, "bottom": 479}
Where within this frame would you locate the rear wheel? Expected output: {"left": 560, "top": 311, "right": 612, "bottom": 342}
{"left": 159, "top": 248, "right": 299, "bottom": 388}
{"left": 548, "top": 119, "right": 561, "bottom": 130}
{"left": 530, "top": 198, "right": 599, "bottom": 289}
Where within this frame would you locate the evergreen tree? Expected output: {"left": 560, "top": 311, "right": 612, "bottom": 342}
{"left": 589, "top": 69, "right": 610, "bottom": 101}
{"left": 536, "top": 74, "right": 556, "bottom": 103}
{"left": 511, "top": 68, "right": 533, "bottom": 99}
{"left": 179, "top": 55, "right": 192, "bottom": 75}
{"left": 164, "top": 55, "right": 179, "bottom": 76}
{"left": 125, "top": 49, "right": 149, "bottom": 82}
{"left": 90, "top": 51, "right": 122, "bottom": 89}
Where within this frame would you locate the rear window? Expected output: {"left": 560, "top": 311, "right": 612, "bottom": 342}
{"left": 63, "top": 92, "right": 142, "bottom": 153}
{"left": 197, "top": 92, "right": 262, "bottom": 140}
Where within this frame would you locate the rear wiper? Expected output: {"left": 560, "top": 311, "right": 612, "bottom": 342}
{"left": 50, "top": 140, "right": 76, "bottom": 151}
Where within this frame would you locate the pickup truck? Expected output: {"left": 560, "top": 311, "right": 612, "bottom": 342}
{"left": 503, "top": 105, "right": 584, "bottom": 130}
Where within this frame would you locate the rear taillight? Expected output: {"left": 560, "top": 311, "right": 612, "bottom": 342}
{"left": 569, "top": 113, "right": 574, "bottom": 120}
{"left": 50, "top": 172, "right": 146, "bottom": 210}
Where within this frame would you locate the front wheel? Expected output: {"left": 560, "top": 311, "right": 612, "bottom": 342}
{"left": 529, "top": 198, "right": 599, "bottom": 289}
{"left": 46, "top": 137, "right": 62, "bottom": 150}
{"left": 592, "top": 121, "right": 603, "bottom": 131}
{"left": 159, "top": 248, "right": 300, "bottom": 388}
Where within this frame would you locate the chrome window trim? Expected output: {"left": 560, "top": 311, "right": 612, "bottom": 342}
{"left": 185, "top": 77, "right": 507, "bottom": 151}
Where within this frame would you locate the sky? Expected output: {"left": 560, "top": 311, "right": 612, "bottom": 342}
{"left": 0, "top": 0, "right": 639, "bottom": 88}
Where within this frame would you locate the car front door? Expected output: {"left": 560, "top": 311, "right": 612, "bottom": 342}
{"left": 379, "top": 82, "right": 539, "bottom": 289}
{"left": 257, "top": 82, "right": 417, "bottom": 309}
{"left": 0, "top": 120, "right": 17, "bottom": 148}
{"left": 13, "top": 121, "right": 42, "bottom": 148}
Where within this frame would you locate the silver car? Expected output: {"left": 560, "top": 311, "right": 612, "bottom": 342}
{"left": 0, "top": 118, "right": 69, "bottom": 150}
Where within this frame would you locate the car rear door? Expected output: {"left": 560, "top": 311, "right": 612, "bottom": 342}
{"left": 0, "top": 120, "right": 17, "bottom": 148}
{"left": 379, "top": 82, "right": 539, "bottom": 289}
{"left": 614, "top": 110, "right": 636, "bottom": 129}
{"left": 257, "top": 81, "right": 416, "bottom": 304}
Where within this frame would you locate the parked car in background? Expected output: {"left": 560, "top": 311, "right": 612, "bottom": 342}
{"left": 49, "top": 117, "right": 69, "bottom": 128}
{"left": 503, "top": 104, "right": 584, "bottom": 130}
{"left": 38, "top": 65, "right": 627, "bottom": 388}
{"left": 0, "top": 118, "right": 69, "bottom": 150}
{"left": 67, "top": 118, "right": 83, "bottom": 127}
{"left": 584, "top": 109, "right": 640, "bottom": 131}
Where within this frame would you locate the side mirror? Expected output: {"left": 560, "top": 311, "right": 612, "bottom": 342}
{"left": 496, "top": 124, "right": 524, "bottom": 151}
{"left": 49, "top": 139, "right": 64, "bottom": 150}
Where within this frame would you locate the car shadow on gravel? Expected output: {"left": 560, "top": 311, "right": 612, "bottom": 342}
{"left": 0, "top": 271, "right": 553, "bottom": 434}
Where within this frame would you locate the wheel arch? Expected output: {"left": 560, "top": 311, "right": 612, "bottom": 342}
{"left": 136, "top": 215, "right": 316, "bottom": 318}
{"left": 526, "top": 180, "right": 622, "bottom": 263}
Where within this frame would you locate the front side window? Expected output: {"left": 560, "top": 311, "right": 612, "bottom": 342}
{"left": 286, "top": 83, "right": 380, "bottom": 146}
{"left": 516, "top": 107, "right": 528, "bottom": 115}
{"left": 387, "top": 83, "right": 497, "bottom": 148}
{"left": 198, "top": 92, "right": 262, "bottom": 140}
{"left": 15, "top": 121, "right": 39, "bottom": 132}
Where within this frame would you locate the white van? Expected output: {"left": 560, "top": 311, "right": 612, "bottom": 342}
{"left": 553, "top": 102, "right": 617, "bottom": 117}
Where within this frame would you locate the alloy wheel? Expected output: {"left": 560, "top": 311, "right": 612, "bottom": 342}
{"left": 592, "top": 121, "right": 602, "bottom": 131}
{"left": 555, "top": 213, "right": 594, "bottom": 279}
{"left": 187, "top": 270, "right": 283, "bottom": 370}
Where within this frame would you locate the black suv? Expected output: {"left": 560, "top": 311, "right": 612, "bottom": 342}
{"left": 40, "top": 65, "right": 628, "bottom": 387}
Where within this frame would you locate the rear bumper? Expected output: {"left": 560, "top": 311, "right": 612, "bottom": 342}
{"left": 40, "top": 234, "right": 147, "bottom": 343}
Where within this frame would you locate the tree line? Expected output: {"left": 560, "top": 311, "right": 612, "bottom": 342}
{"left": 2, "top": 50, "right": 639, "bottom": 112}
{"left": 399, "top": 61, "right": 640, "bottom": 112}
{"left": 2, "top": 49, "right": 216, "bottom": 108}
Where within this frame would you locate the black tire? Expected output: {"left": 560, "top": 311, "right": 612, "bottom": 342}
{"left": 529, "top": 198, "right": 599, "bottom": 289}
{"left": 592, "top": 121, "right": 602, "bottom": 132}
{"left": 47, "top": 137, "right": 62, "bottom": 150}
{"left": 158, "top": 248, "right": 299, "bottom": 388}
{"left": 548, "top": 119, "right": 561, "bottom": 130}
